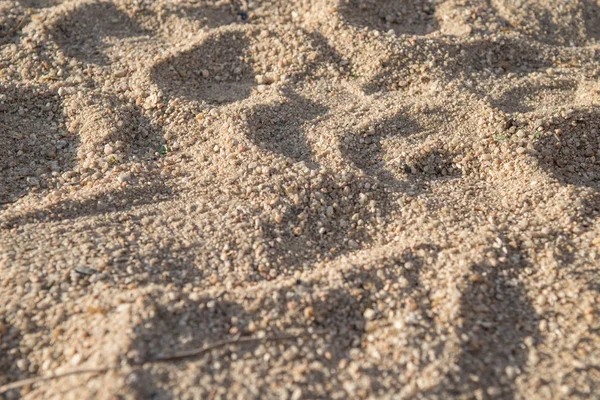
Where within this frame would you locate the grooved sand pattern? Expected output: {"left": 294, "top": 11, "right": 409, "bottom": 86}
{"left": 1, "top": 0, "right": 600, "bottom": 399}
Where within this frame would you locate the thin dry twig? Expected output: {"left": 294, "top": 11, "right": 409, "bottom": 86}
{"left": 0, "top": 330, "right": 328, "bottom": 394}
{"left": 0, "top": 367, "right": 112, "bottom": 394}
{"left": 151, "top": 329, "right": 327, "bottom": 363}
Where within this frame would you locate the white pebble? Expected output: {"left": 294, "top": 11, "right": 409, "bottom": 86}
{"left": 363, "top": 308, "right": 376, "bottom": 320}
{"left": 104, "top": 144, "right": 115, "bottom": 155}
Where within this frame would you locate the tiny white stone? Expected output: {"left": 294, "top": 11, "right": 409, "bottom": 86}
{"left": 363, "top": 308, "right": 376, "bottom": 320}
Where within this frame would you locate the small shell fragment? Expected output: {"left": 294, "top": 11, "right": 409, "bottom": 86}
{"left": 74, "top": 266, "right": 99, "bottom": 275}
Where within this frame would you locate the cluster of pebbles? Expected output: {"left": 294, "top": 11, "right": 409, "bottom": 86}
{"left": 1, "top": 0, "right": 600, "bottom": 398}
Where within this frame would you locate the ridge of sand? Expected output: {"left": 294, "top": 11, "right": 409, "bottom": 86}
{"left": 1, "top": 0, "right": 600, "bottom": 398}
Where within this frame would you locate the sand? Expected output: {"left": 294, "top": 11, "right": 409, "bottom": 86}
{"left": 1, "top": 0, "right": 600, "bottom": 398}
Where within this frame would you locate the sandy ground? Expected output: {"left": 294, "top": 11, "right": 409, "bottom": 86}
{"left": 1, "top": 0, "right": 600, "bottom": 398}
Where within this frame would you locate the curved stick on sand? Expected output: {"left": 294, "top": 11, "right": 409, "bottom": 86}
{"left": 0, "top": 330, "right": 327, "bottom": 394}
{"left": 0, "top": 367, "right": 113, "bottom": 394}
